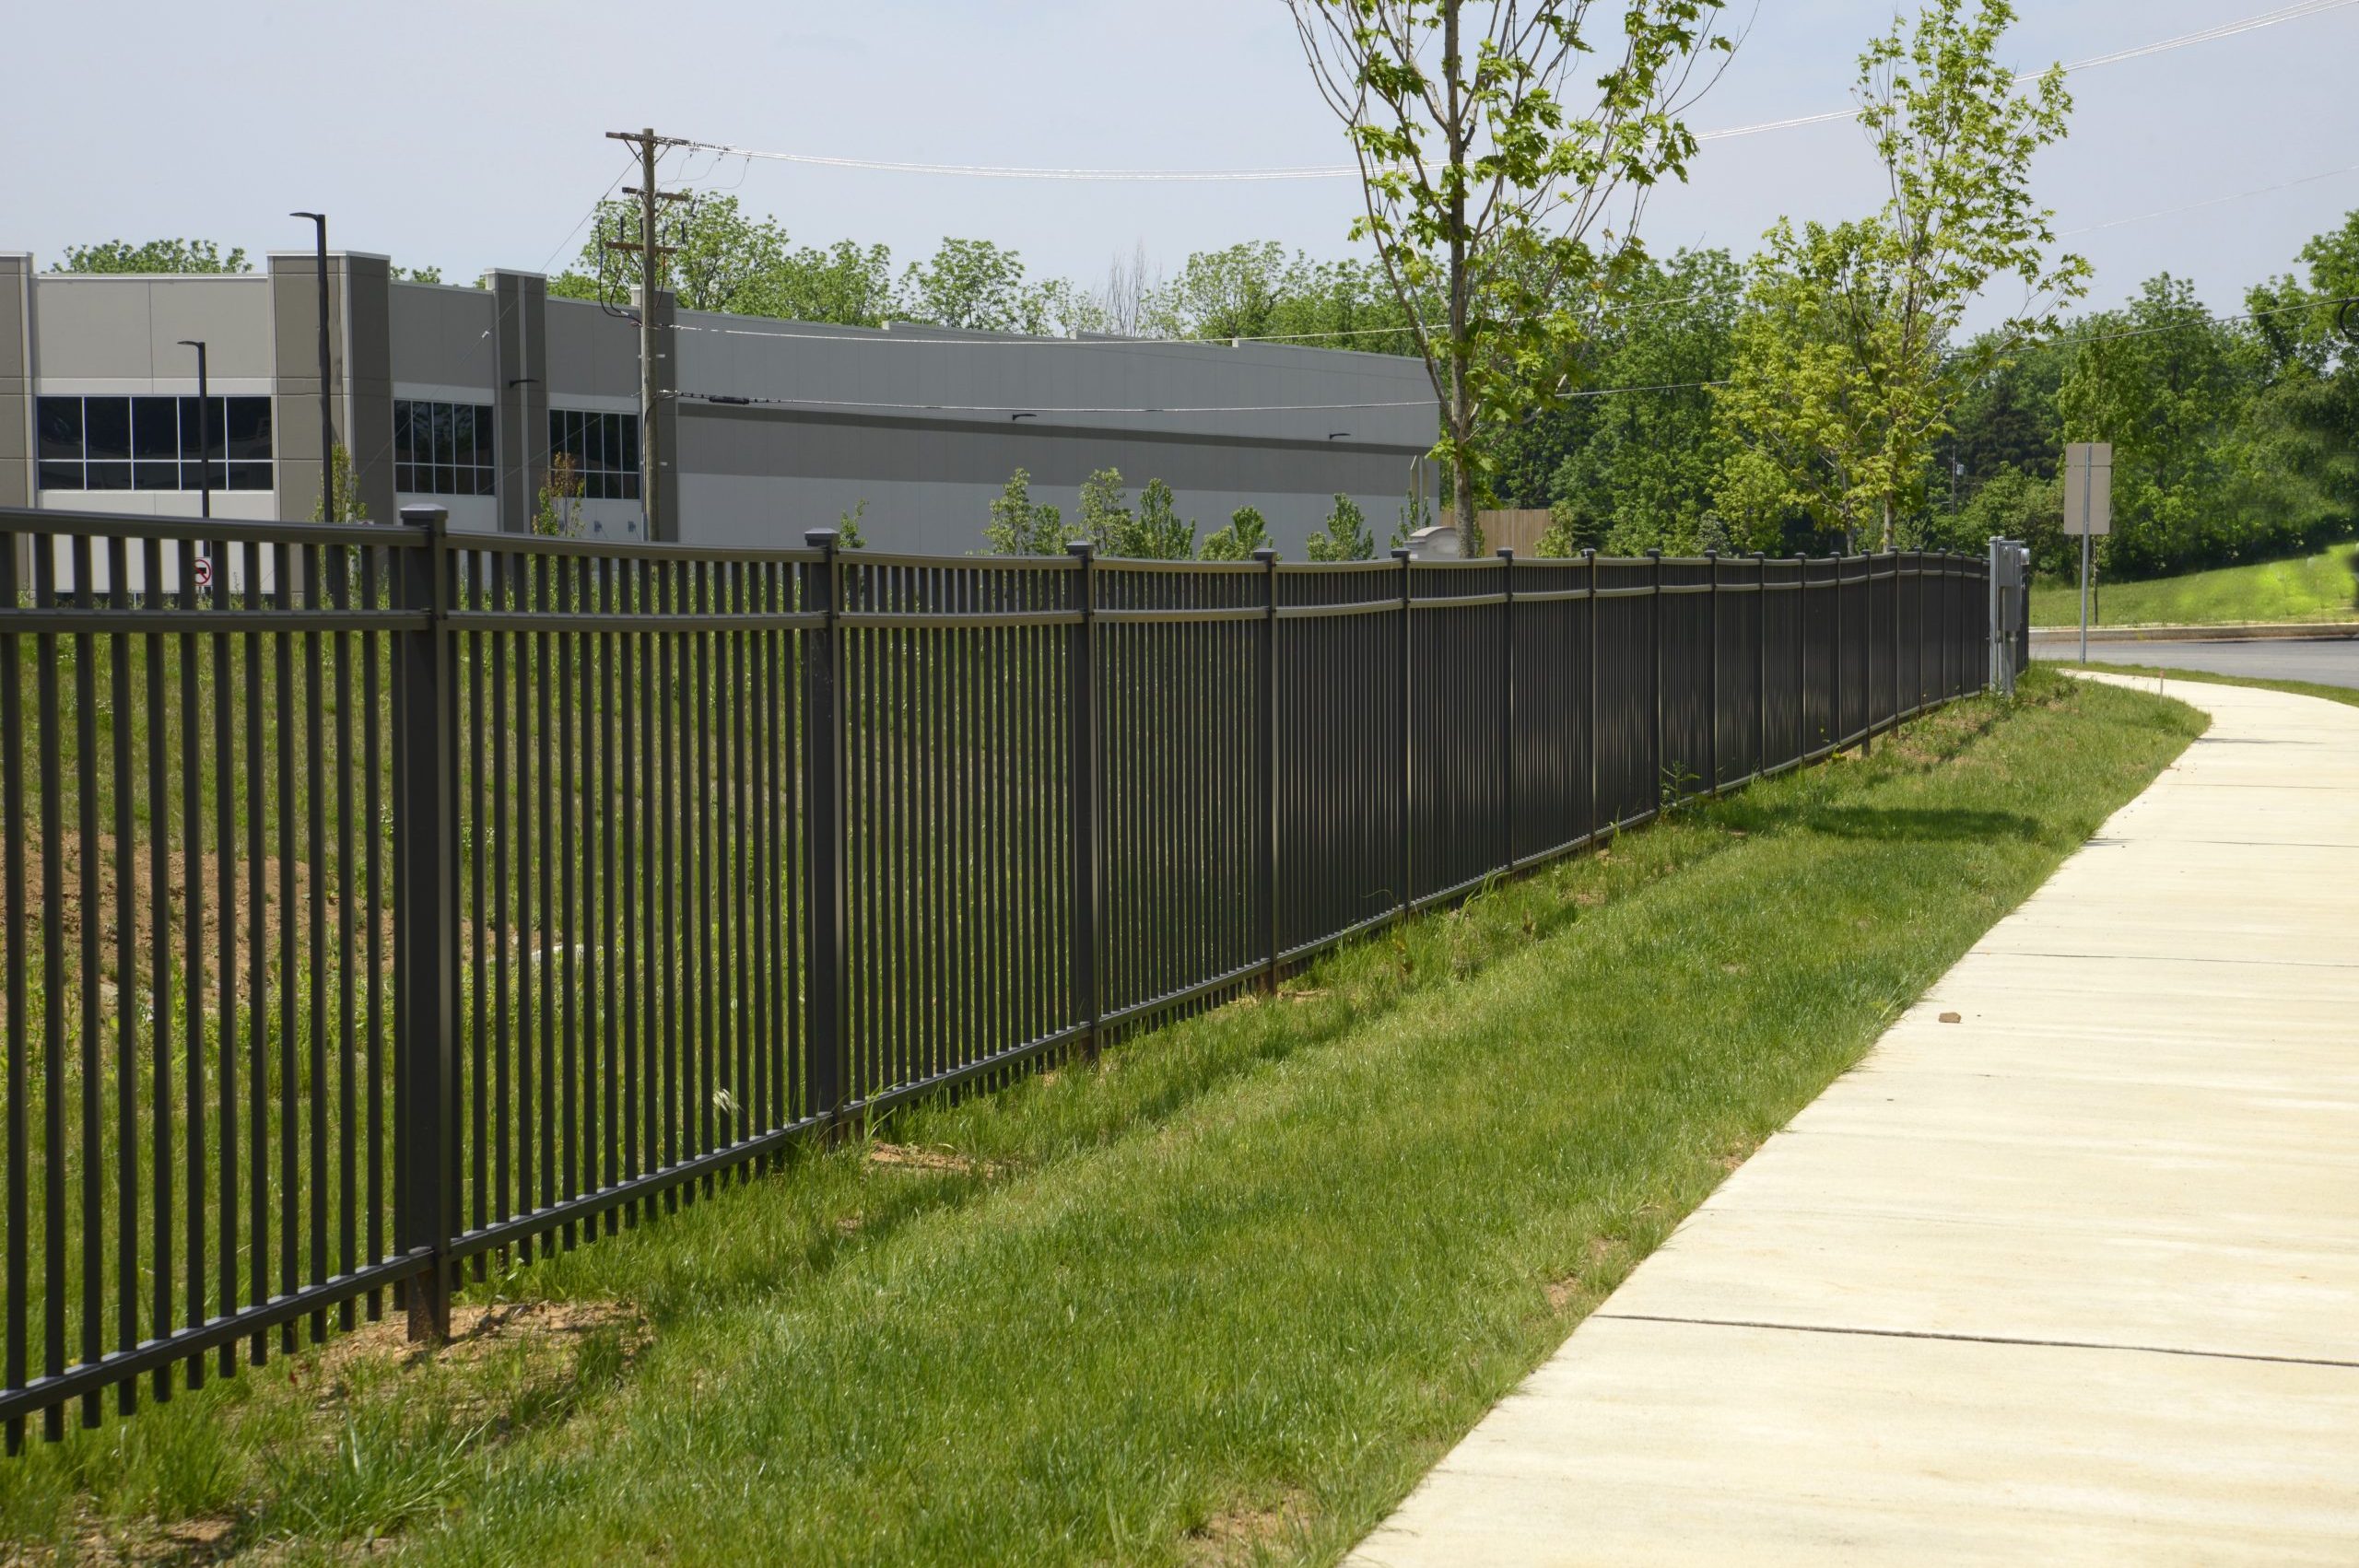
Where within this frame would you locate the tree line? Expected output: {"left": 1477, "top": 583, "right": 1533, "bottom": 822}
{"left": 55, "top": 3, "right": 2359, "bottom": 579}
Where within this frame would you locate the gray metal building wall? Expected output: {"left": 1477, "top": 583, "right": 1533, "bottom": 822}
{"left": 12, "top": 252, "right": 1439, "bottom": 555}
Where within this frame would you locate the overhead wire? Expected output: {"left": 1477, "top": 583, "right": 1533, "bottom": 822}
{"left": 667, "top": 0, "right": 2359, "bottom": 181}
{"left": 2057, "top": 160, "right": 2359, "bottom": 238}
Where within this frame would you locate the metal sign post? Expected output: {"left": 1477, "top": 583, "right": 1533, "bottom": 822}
{"left": 2063, "top": 442, "right": 2112, "bottom": 662}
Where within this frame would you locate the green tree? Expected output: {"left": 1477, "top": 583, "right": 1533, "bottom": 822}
{"left": 1139, "top": 244, "right": 1419, "bottom": 352}
{"left": 311, "top": 444, "right": 369, "bottom": 523}
{"left": 984, "top": 468, "right": 1070, "bottom": 556}
{"left": 1201, "top": 506, "right": 1274, "bottom": 560}
{"left": 835, "top": 499, "right": 870, "bottom": 549}
{"left": 1391, "top": 474, "right": 1435, "bottom": 548}
{"left": 1714, "top": 0, "right": 2088, "bottom": 551}
{"left": 899, "top": 239, "right": 1082, "bottom": 334}
{"left": 569, "top": 193, "right": 788, "bottom": 314}
{"left": 1546, "top": 248, "right": 1743, "bottom": 552}
{"left": 2056, "top": 275, "right": 2304, "bottom": 577}
{"left": 54, "top": 239, "right": 251, "bottom": 274}
{"left": 532, "top": 450, "right": 585, "bottom": 538}
{"left": 1289, "top": 0, "right": 1734, "bottom": 554}
{"left": 1941, "top": 329, "right": 2067, "bottom": 486}
{"left": 1075, "top": 468, "right": 1133, "bottom": 553}
{"left": 1305, "top": 493, "right": 1376, "bottom": 561}
{"left": 1131, "top": 479, "right": 1198, "bottom": 559}
{"left": 1954, "top": 462, "right": 2064, "bottom": 574}
{"left": 554, "top": 196, "right": 898, "bottom": 326}
{"left": 767, "top": 240, "right": 898, "bottom": 327}
{"left": 2245, "top": 208, "right": 2359, "bottom": 529}
{"left": 1070, "top": 469, "right": 1197, "bottom": 558}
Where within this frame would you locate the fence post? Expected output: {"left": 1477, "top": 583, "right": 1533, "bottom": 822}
{"left": 1891, "top": 551, "right": 1903, "bottom": 729}
{"left": 1944, "top": 553, "right": 1956, "bottom": 698}
{"left": 1794, "top": 555, "right": 1808, "bottom": 758}
{"left": 1754, "top": 552, "right": 1768, "bottom": 779}
{"left": 1497, "top": 548, "right": 1516, "bottom": 871}
{"left": 1645, "top": 549, "right": 1663, "bottom": 811}
{"left": 393, "top": 504, "right": 454, "bottom": 1343}
{"left": 1392, "top": 547, "right": 1414, "bottom": 917}
{"left": 1585, "top": 549, "right": 1599, "bottom": 837}
{"left": 1254, "top": 546, "right": 1279, "bottom": 987}
{"left": 799, "top": 529, "right": 847, "bottom": 1124}
{"left": 1068, "top": 542, "right": 1105, "bottom": 1042}
{"left": 1861, "top": 555, "right": 1875, "bottom": 758}
{"left": 1704, "top": 550, "right": 1719, "bottom": 796}
{"left": 1833, "top": 553, "right": 1847, "bottom": 757}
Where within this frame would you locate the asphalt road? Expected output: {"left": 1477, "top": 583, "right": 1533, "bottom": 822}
{"left": 2036, "top": 636, "right": 2359, "bottom": 690}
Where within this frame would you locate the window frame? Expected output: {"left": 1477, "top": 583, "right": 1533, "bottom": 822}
{"left": 393, "top": 398, "right": 496, "bottom": 497}
{"left": 548, "top": 406, "right": 641, "bottom": 503}
{"left": 33, "top": 393, "right": 272, "bottom": 495}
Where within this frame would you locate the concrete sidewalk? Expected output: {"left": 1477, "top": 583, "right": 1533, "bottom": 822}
{"left": 1348, "top": 674, "right": 2359, "bottom": 1566}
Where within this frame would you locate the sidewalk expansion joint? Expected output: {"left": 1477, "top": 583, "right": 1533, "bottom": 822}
{"left": 1591, "top": 1312, "right": 2359, "bottom": 1373}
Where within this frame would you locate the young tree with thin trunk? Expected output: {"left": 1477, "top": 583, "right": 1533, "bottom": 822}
{"left": 1289, "top": 0, "right": 1733, "bottom": 555}
{"left": 1713, "top": 0, "right": 2088, "bottom": 552}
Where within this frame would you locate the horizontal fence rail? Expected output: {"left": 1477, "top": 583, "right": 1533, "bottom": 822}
{"left": 0, "top": 504, "right": 1994, "bottom": 1444}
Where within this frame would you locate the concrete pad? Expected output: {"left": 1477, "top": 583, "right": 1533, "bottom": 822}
{"left": 1348, "top": 675, "right": 2359, "bottom": 1565}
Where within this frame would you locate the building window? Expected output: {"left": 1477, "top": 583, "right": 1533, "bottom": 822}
{"left": 393, "top": 400, "right": 496, "bottom": 496}
{"left": 549, "top": 409, "right": 641, "bottom": 501}
{"left": 35, "top": 394, "right": 273, "bottom": 493}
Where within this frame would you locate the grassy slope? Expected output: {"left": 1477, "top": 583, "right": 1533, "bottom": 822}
{"left": 0, "top": 671, "right": 2203, "bottom": 1567}
{"left": 2061, "top": 660, "right": 2359, "bottom": 711}
{"left": 2030, "top": 540, "right": 2359, "bottom": 626}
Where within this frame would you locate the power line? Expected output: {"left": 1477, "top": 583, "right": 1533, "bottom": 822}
{"left": 670, "top": 0, "right": 2358, "bottom": 181}
{"left": 2056, "top": 160, "right": 2359, "bottom": 238}
{"left": 1699, "top": 0, "right": 2359, "bottom": 144}
{"left": 2043, "top": 288, "right": 2359, "bottom": 349}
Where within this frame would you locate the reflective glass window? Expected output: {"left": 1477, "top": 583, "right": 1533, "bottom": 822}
{"left": 84, "top": 398, "right": 132, "bottom": 462}
{"left": 133, "top": 397, "right": 179, "bottom": 461}
{"left": 37, "top": 397, "right": 82, "bottom": 462}
{"left": 224, "top": 398, "right": 272, "bottom": 462}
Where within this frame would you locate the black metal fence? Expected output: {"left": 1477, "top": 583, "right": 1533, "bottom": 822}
{"left": 0, "top": 502, "right": 1990, "bottom": 1445}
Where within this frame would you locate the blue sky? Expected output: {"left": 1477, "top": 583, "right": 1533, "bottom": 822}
{"left": 6, "top": 1, "right": 2356, "bottom": 329}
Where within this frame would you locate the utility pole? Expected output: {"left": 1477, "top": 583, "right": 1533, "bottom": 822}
{"left": 604, "top": 127, "right": 687, "bottom": 541}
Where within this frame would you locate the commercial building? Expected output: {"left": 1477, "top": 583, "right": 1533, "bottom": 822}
{"left": 1, "top": 250, "right": 1440, "bottom": 556}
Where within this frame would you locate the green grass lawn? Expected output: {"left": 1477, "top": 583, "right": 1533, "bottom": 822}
{"left": 2059, "top": 660, "right": 2359, "bottom": 712}
{"left": 0, "top": 670, "right": 2203, "bottom": 1566}
{"left": 2030, "top": 540, "right": 2359, "bottom": 626}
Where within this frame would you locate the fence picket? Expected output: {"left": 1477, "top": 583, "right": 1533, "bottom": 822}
{"left": 0, "top": 503, "right": 2003, "bottom": 1438}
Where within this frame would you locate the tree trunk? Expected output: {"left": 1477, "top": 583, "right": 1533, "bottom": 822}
{"left": 1880, "top": 495, "right": 1895, "bottom": 554}
{"left": 1446, "top": 0, "right": 1479, "bottom": 558}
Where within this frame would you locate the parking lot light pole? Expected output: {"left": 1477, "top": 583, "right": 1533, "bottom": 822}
{"left": 177, "top": 340, "right": 209, "bottom": 520}
{"left": 290, "top": 212, "right": 334, "bottom": 522}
